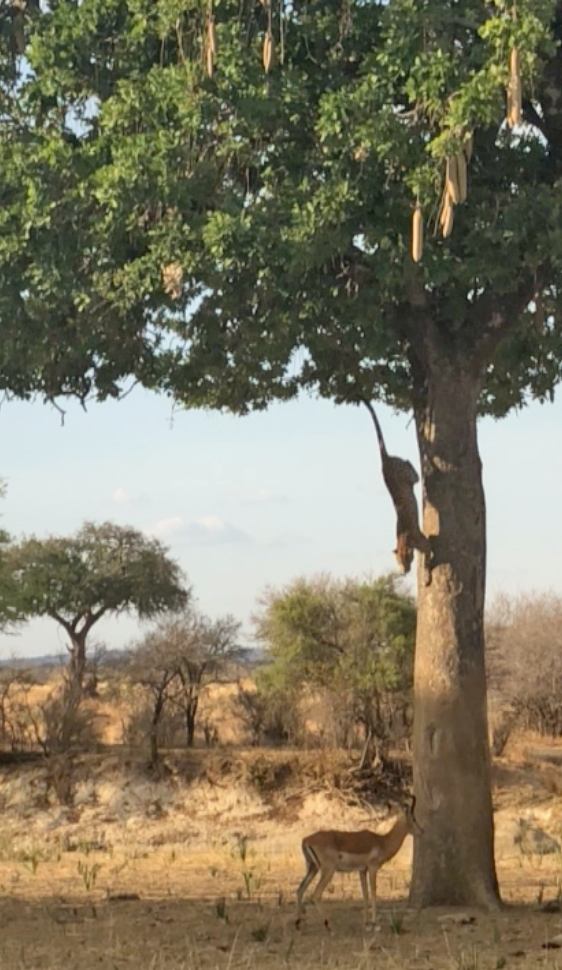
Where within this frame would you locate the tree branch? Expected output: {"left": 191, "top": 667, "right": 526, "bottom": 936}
{"left": 84, "top": 606, "right": 107, "bottom": 632}
{"left": 47, "top": 611, "right": 75, "bottom": 640}
{"left": 384, "top": 288, "right": 434, "bottom": 371}
{"left": 70, "top": 606, "right": 108, "bottom": 639}
{"left": 469, "top": 272, "right": 542, "bottom": 369}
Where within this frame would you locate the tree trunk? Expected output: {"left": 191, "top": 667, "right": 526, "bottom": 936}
{"left": 409, "top": 362, "right": 500, "bottom": 909}
{"left": 150, "top": 699, "right": 163, "bottom": 766}
{"left": 149, "top": 729, "right": 158, "bottom": 766}
{"left": 68, "top": 633, "right": 87, "bottom": 697}
{"left": 58, "top": 633, "right": 87, "bottom": 752}
{"left": 186, "top": 696, "right": 198, "bottom": 747}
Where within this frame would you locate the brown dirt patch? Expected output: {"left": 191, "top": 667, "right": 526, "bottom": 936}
{"left": 0, "top": 733, "right": 561, "bottom": 968}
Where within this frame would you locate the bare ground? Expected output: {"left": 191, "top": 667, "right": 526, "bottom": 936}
{"left": 1, "top": 736, "right": 562, "bottom": 969}
{"left": 4, "top": 895, "right": 562, "bottom": 970}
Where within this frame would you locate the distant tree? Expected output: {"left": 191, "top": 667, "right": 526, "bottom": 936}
{"left": 487, "top": 592, "right": 562, "bottom": 739}
{"left": 4, "top": 522, "right": 189, "bottom": 699}
{"left": 0, "top": 665, "right": 33, "bottom": 752}
{"left": 127, "top": 634, "right": 181, "bottom": 765}
{"left": 234, "top": 685, "right": 303, "bottom": 747}
{"left": 254, "top": 574, "right": 416, "bottom": 753}
{"left": 129, "top": 605, "right": 241, "bottom": 756}
{"left": 167, "top": 610, "right": 241, "bottom": 747}
{"left": 0, "top": 482, "right": 21, "bottom": 632}
{"left": 83, "top": 641, "right": 108, "bottom": 698}
{"left": 234, "top": 689, "right": 268, "bottom": 747}
{"left": 24, "top": 678, "right": 98, "bottom": 761}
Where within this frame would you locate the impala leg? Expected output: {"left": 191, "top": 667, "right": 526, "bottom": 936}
{"left": 311, "top": 865, "right": 336, "bottom": 930}
{"left": 359, "top": 870, "right": 370, "bottom": 925}
{"left": 295, "top": 859, "right": 318, "bottom": 925}
{"left": 368, "top": 867, "right": 377, "bottom": 926}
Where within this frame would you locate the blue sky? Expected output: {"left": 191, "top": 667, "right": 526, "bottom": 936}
{"left": 0, "top": 386, "right": 560, "bottom": 660}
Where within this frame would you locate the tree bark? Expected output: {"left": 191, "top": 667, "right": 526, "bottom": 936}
{"left": 68, "top": 633, "right": 87, "bottom": 696}
{"left": 186, "top": 696, "right": 198, "bottom": 747}
{"left": 150, "top": 698, "right": 163, "bottom": 766}
{"left": 409, "top": 361, "right": 500, "bottom": 909}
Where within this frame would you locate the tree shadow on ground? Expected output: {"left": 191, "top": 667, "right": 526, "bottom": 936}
{"left": 0, "top": 893, "right": 555, "bottom": 970}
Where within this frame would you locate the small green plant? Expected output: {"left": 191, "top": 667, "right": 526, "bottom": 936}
{"left": 389, "top": 910, "right": 405, "bottom": 935}
{"left": 215, "top": 897, "right": 228, "bottom": 921}
{"left": 537, "top": 881, "right": 546, "bottom": 906}
{"left": 234, "top": 834, "right": 249, "bottom": 863}
{"left": 77, "top": 860, "right": 102, "bottom": 891}
{"left": 495, "top": 958, "right": 507, "bottom": 970}
{"left": 250, "top": 922, "right": 270, "bottom": 943}
{"left": 231, "top": 834, "right": 262, "bottom": 900}
{"left": 19, "top": 846, "right": 46, "bottom": 875}
{"left": 242, "top": 869, "right": 261, "bottom": 900}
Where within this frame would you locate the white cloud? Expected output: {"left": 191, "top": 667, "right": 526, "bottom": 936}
{"left": 145, "top": 516, "right": 184, "bottom": 539}
{"left": 184, "top": 517, "right": 254, "bottom": 546}
{"left": 112, "top": 488, "right": 132, "bottom": 504}
{"left": 145, "top": 515, "right": 255, "bottom": 546}
{"left": 112, "top": 487, "right": 149, "bottom": 506}
{"left": 198, "top": 515, "right": 224, "bottom": 532}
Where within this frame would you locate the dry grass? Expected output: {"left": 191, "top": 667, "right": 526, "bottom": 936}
{"left": 1, "top": 679, "right": 562, "bottom": 968}
{"left": 0, "top": 751, "right": 561, "bottom": 970}
{"left": 2, "top": 889, "right": 562, "bottom": 970}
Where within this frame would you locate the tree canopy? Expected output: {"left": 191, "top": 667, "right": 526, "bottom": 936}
{"left": 1, "top": 0, "right": 561, "bottom": 413}
{"left": 3, "top": 521, "right": 189, "bottom": 689}
{"left": 255, "top": 572, "right": 416, "bottom": 746}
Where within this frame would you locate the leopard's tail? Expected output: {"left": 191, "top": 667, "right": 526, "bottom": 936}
{"left": 360, "top": 398, "right": 387, "bottom": 458}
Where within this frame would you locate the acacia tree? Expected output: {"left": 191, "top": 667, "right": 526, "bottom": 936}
{"left": 4, "top": 0, "right": 562, "bottom": 906}
{"left": 4, "top": 522, "right": 189, "bottom": 696}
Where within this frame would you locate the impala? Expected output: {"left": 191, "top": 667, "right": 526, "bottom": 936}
{"left": 295, "top": 794, "right": 422, "bottom": 929}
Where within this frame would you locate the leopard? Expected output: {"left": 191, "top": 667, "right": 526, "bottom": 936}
{"left": 361, "top": 399, "right": 433, "bottom": 585}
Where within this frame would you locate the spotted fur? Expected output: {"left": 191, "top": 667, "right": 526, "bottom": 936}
{"left": 362, "top": 400, "right": 433, "bottom": 585}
